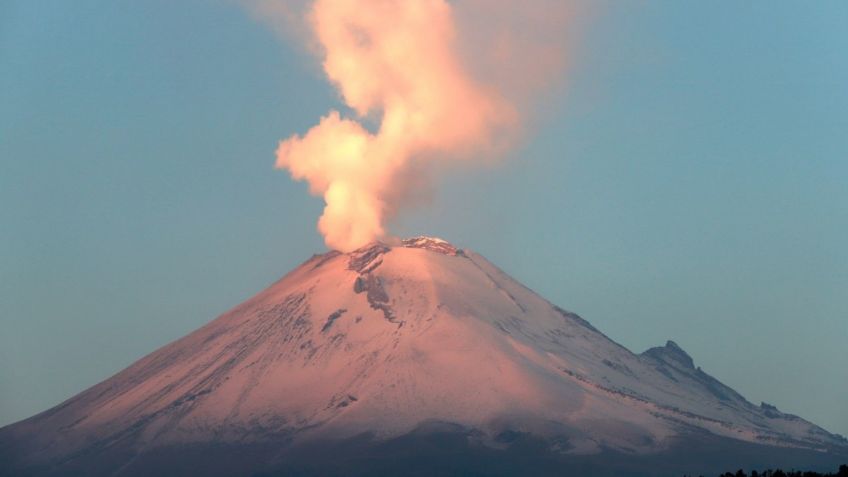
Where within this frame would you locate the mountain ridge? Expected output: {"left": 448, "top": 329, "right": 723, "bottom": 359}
{"left": 1, "top": 236, "right": 845, "bottom": 476}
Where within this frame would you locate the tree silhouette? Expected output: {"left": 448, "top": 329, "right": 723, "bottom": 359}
{"left": 695, "top": 464, "right": 848, "bottom": 477}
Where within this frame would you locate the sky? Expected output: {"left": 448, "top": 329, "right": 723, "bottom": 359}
{"left": 1, "top": 0, "right": 846, "bottom": 437}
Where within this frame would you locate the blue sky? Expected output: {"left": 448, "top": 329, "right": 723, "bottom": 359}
{"left": 1, "top": 0, "right": 846, "bottom": 436}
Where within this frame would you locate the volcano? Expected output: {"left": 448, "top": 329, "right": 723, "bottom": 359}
{"left": 2, "top": 237, "right": 845, "bottom": 476}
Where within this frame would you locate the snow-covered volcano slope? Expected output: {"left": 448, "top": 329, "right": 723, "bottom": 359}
{"left": 2, "top": 237, "right": 845, "bottom": 475}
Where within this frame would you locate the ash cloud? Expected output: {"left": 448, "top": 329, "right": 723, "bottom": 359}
{"left": 246, "top": 0, "right": 578, "bottom": 251}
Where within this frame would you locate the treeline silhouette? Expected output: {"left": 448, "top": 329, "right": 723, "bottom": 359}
{"left": 685, "top": 464, "right": 848, "bottom": 477}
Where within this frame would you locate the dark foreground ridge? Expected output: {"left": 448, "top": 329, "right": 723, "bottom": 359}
{"left": 693, "top": 464, "right": 848, "bottom": 477}
{"left": 2, "top": 424, "right": 845, "bottom": 477}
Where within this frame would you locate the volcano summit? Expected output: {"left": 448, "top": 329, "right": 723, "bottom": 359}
{"left": 1, "top": 237, "right": 845, "bottom": 476}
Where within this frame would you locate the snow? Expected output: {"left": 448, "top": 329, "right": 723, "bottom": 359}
{"left": 6, "top": 239, "right": 846, "bottom": 462}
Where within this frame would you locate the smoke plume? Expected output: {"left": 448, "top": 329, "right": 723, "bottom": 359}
{"left": 257, "top": 0, "right": 575, "bottom": 252}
